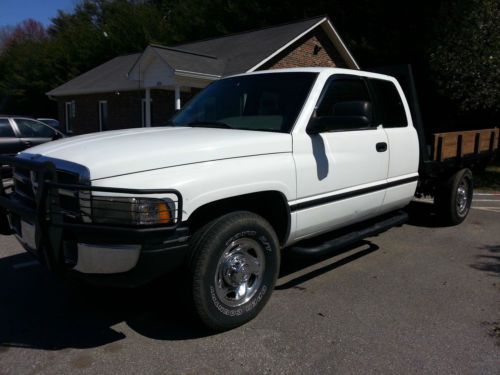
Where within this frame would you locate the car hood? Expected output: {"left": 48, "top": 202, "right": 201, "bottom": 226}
{"left": 21, "top": 127, "right": 292, "bottom": 180}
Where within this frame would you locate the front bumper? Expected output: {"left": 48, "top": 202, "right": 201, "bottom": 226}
{"left": 0, "top": 155, "right": 188, "bottom": 287}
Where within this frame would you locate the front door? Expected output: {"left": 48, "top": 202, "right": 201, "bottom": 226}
{"left": 0, "top": 119, "right": 23, "bottom": 155}
{"left": 13, "top": 118, "right": 57, "bottom": 149}
{"left": 292, "top": 74, "right": 389, "bottom": 241}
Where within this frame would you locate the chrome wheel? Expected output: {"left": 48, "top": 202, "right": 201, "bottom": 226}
{"left": 214, "top": 238, "right": 265, "bottom": 307}
{"left": 456, "top": 179, "right": 469, "bottom": 216}
{"left": 191, "top": 212, "right": 280, "bottom": 330}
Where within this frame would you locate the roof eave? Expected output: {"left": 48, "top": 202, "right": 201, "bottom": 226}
{"left": 246, "top": 17, "right": 359, "bottom": 72}
{"left": 323, "top": 18, "right": 360, "bottom": 70}
{"left": 174, "top": 69, "right": 222, "bottom": 80}
{"left": 46, "top": 86, "right": 142, "bottom": 97}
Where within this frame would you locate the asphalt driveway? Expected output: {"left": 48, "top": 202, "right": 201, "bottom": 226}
{"left": 0, "top": 200, "right": 498, "bottom": 374}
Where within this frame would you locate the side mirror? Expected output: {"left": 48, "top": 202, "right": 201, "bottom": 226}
{"left": 52, "top": 132, "right": 63, "bottom": 140}
{"left": 307, "top": 101, "right": 372, "bottom": 134}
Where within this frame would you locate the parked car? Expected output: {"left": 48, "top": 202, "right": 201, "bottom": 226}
{"left": 37, "top": 118, "right": 61, "bottom": 130}
{"left": 0, "top": 116, "right": 65, "bottom": 184}
{"left": 0, "top": 68, "right": 497, "bottom": 331}
{"left": 0, "top": 116, "right": 64, "bottom": 156}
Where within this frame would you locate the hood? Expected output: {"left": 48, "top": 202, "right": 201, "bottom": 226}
{"left": 22, "top": 127, "right": 292, "bottom": 180}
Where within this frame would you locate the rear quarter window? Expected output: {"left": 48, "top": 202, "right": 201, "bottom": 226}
{"left": 369, "top": 79, "right": 408, "bottom": 128}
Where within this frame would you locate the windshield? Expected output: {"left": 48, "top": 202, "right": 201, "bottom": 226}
{"left": 170, "top": 72, "right": 318, "bottom": 133}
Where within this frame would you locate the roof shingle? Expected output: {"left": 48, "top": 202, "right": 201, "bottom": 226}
{"left": 47, "top": 54, "right": 141, "bottom": 96}
{"left": 150, "top": 46, "right": 226, "bottom": 76}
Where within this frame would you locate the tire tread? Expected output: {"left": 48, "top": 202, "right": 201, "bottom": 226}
{"left": 190, "top": 211, "right": 279, "bottom": 331}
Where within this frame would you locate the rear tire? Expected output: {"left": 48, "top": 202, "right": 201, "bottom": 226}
{"left": 189, "top": 211, "right": 280, "bottom": 331}
{"left": 435, "top": 168, "right": 473, "bottom": 225}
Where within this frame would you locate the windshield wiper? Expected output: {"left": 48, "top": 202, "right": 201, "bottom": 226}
{"left": 187, "top": 121, "right": 232, "bottom": 129}
{"left": 237, "top": 127, "right": 280, "bottom": 133}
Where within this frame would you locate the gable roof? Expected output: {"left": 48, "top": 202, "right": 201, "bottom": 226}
{"left": 47, "top": 16, "right": 358, "bottom": 97}
{"left": 175, "top": 16, "right": 334, "bottom": 75}
{"left": 144, "top": 45, "right": 226, "bottom": 77}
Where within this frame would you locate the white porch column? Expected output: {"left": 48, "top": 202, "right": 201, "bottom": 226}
{"left": 175, "top": 85, "right": 181, "bottom": 110}
{"left": 145, "top": 88, "right": 152, "bottom": 127}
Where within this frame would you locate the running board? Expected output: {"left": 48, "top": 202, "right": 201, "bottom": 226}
{"left": 290, "top": 210, "right": 408, "bottom": 257}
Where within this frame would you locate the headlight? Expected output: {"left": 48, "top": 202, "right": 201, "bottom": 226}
{"left": 91, "top": 196, "right": 172, "bottom": 226}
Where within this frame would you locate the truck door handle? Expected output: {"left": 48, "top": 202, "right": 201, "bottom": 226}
{"left": 376, "top": 142, "right": 387, "bottom": 152}
{"left": 22, "top": 141, "right": 32, "bottom": 147}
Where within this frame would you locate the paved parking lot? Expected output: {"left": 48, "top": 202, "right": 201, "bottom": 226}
{"left": 472, "top": 192, "right": 500, "bottom": 213}
{"left": 0, "top": 199, "right": 499, "bottom": 374}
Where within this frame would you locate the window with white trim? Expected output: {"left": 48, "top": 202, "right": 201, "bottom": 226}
{"left": 65, "top": 101, "right": 75, "bottom": 133}
{"left": 99, "top": 100, "right": 108, "bottom": 131}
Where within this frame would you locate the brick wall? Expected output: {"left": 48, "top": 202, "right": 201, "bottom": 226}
{"left": 57, "top": 90, "right": 144, "bottom": 135}
{"left": 56, "top": 88, "right": 198, "bottom": 134}
{"left": 259, "top": 28, "right": 347, "bottom": 70}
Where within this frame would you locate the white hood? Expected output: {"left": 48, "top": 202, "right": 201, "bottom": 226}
{"left": 22, "top": 127, "right": 292, "bottom": 180}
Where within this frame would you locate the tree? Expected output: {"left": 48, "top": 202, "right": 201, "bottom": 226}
{"left": 0, "top": 0, "right": 497, "bottom": 127}
{"left": 0, "top": 25, "right": 15, "bottom": 53}
{"left": 0, "top": 20, "right": 52, "bottom": 115}
{"left": 0, "top": 1, "right": 173, "bottom": 115}
{"left": 429, "top": 0, "right": 500, "bottom": 115}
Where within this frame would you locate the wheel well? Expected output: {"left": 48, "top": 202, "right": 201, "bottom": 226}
{"left": 187, "top": 191, "right": 290, "bottom": 246}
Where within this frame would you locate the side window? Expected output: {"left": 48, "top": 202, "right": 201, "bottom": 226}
{"left": 369, "top": 79, "right": 408, "bottom": 128}
{"left": 314, "top": 75, "right": 373, "bottom": 130}
{"left": 15, "top": 119, "right": 56, "bottom": 138}
{"left": 0, "top": 119, "right": 15, "bottom": 137}
{"left": 99, "top": 100, "right": 108, "bottom": 131}
{"left": 65, "top": 101, "right": 75, "bottom": 133}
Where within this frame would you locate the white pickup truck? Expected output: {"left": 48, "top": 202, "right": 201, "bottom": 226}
{"left": 1, "top": 67, "right": 495, "bottom": 331}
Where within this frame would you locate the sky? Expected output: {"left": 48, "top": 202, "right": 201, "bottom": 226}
{"left": 0, "top": 0, "right": 77, "bottom": 27}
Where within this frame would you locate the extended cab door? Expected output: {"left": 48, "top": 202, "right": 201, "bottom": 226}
{"left": 367, "top": 78, "right": 419, "bottom": 212}
{"left": 292, "top": 74, "right": 389, "bottom": 241}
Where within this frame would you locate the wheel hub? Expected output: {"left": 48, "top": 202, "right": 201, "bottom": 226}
{"left": 214, "top": 238, "right": 265, "bottom": 307}
{"left": 223, "top": 255, "right": 251, "bottom": 286}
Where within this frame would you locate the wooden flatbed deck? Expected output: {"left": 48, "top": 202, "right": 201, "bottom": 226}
{"left": 432, "top": 128, "right": 499, "bottom": 161}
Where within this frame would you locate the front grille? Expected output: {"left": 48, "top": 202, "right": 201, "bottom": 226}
{"left": 57, "top": 170, "right": 80, "bottom": 185}
{"left": 7, "top": 157, "right": 182, "bottom": 228}
{"left": 52, "top": 171, "right": 82, "bottom": 223}
{"left": 13, "top": 166, "right": 81, "bottom": 220}
{"left": 13, "top": 167, "right": 36, "bottom": 207}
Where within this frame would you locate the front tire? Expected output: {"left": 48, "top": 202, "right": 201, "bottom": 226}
{"left": 190, "top": 211, "right": 280, "bottom": 331}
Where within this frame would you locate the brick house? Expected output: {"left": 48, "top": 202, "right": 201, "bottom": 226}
{"left": 47, "top": 16, "right": 359, "bottom": 135}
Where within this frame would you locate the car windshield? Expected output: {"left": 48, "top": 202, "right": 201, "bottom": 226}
{"left": 170, "top": 72, "right": 318, "bottom": 133}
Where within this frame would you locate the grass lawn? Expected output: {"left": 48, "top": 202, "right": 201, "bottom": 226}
{"left": 474, "top": 157, "right": 500, "bottom": 192}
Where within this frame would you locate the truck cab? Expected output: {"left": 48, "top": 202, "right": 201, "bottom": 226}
{"left": 285, "top": 69, "right": 419, "bottom": 240}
